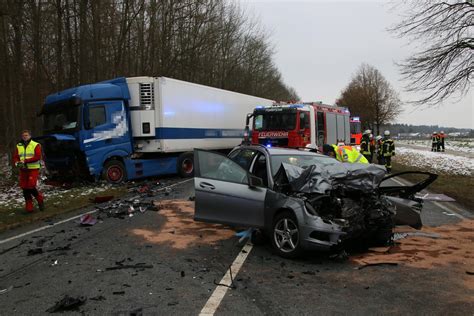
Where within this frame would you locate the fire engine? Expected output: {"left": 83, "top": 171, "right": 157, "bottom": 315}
{"left": 244, "top": 102, "right": 351, "bottom": 150}
{"left": 350, "top": 116, "right": 362, "bottom": 145}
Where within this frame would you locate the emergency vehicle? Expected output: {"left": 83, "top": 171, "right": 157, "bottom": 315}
{"left": 350, "top": 116, "right": 362, "bottom": 145}
{"left": 244, "top": 102, "right": 351, "bottom": 150}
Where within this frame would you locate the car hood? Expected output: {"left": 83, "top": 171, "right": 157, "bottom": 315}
{"left": 274, "top": 162, "right": 387, "bottom": 194}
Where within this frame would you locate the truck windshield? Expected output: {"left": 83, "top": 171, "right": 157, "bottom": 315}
{"left": 350, "top": 121, "right": 361, "bottom": 134}
{"left": 43, "top": 101, "right": 81, "bottom": 134}
{"left": 254, "top": 111, "right": 297, "bottom": 131}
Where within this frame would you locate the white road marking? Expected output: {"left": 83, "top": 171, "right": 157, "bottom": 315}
{"left": 200, "top": 242, "right": 254, "bottom": 316}
{"left": 0, "top": 179, "right": 193, "bottom": 245}
{"left": 390, "top": 176, "right": 467, "bottom": 220}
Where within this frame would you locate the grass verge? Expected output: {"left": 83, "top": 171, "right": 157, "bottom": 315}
{"left": 0, "top": 186, "right": 128, "bottom": 233}
{"left": 391, "top": 161, "right": 473, "bottom": 210}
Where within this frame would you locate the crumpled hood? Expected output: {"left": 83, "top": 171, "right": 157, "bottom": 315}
{"left": 275, "top": 162, "right": 387, "bottom": 194}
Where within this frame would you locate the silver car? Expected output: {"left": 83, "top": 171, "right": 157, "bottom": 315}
{"left": 193, "top": 145, "right": 436, "bottom": 258}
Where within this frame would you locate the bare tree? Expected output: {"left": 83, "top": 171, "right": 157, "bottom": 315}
{"left": 390, "top": 1, "right": 473, "bottom": 105}
{"left": 337, "top": 64, "right": 401, "bottom": 135}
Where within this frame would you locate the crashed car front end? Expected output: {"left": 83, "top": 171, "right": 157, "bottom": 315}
{"left": 273, "top": 162, "right": 437, "bottom": 251}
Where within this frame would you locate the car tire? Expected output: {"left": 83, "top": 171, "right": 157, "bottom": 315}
{"left": 271, "top": 211, "right": 302, "bottom": 258}
{"left": 177, "top": 152, "right": 194, "bottom": 178}
{"left": 103, "top": 160, "right": 127, "bottom": 184}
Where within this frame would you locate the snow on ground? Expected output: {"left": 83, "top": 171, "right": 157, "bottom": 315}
{"left": 398, "top": 138, "right": 474, "bottom": 155}
{"left": 395, "top": 146, "right": 474, "bottom": 176}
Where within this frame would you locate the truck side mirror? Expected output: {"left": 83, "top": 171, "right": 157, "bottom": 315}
{"left": 248, "top": 174, "right": 263, "bottom": 188}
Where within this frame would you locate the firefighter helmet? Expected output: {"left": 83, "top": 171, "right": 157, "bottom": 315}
{"left": 384, "top": 130, "right": 390, "bottom": 136}
{"left": 375, "top": 135, "right": 382, "bottom": 141}
{"left": 363, "top": 129, "right": 371, "bottom": 135}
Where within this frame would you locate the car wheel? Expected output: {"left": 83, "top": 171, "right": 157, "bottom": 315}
{"left": 177, "top": 152, "right": 194, "bottom": 178}
{"left": 271, "top": 211, "right": 302, "bottom": 258}
{"left": 103, "top": 160, "right": 127, "bottom": 184}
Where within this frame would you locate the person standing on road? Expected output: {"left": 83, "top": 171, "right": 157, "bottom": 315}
{"left": 12, "top": 130, "right": 44, "bottom": 213}
{"left": 360, "top": 130, "right": 372, "bottom": 162}
{"left": 322, "top": 144, "right": 368, "bottom": 164}
{"left": 431, "top": 132, "right": 439, "bottom": 152}
{"left": 381, "top": 130, "right": 395, "bottom": 173}
{"left": 375, "top": 135, "right": 384, "bottom": 165}
{"left": 439, "top": 131, "right": 445, "bottom": 152}
{"left": 369, "top": 134, "right": 376, "bottom": 163}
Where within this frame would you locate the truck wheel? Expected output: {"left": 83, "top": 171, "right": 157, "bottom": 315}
{"left": 103, "top": 160, "right": 127, "bottom": 184}
{"left": 271, "top": 211, "right": 302, "bottom": 258}
{"left": 177, "top": 152, "right": 194, "bottom": 178}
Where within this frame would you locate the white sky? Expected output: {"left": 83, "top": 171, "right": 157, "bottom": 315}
{"left": 240, "top": 0, "right": 473, "bottom": 129}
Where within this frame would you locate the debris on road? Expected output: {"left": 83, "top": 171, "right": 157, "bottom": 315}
{"left": 105, "top": 263, "right": 154, "bottom": 271}
{"left": 0, "top": 285, "right": 13, "bottom": 295}
{"left": 89, "top": 295, "right": 106, "bottom": 301}
{"left": 357, "top": 262, "right": 399, "bottom": 270}
{"left": 27, "top": 248, "right": 43, "bottom": 256}
{"left": 46, "top": 295, "right": 86, "bottom": 313}
{"left": 78, "top": 214, "right": 98, "bottom": 226}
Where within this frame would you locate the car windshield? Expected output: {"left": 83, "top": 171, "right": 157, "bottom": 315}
{"left": 270, "top": 154, "right": 338, "bottom": 176}
{"left": 254, "top": 111, "right": 297, "bottom": 131}
{"left": 43, "top": 101, "right": 81, "bottom": 134}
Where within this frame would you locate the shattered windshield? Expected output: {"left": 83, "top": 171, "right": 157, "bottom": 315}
{"left": 43, "top": 101, "right": 81, "bottom": 134}
{"left": 270, "top": 154, "right": 337, "bottom": 176}
{"left": 254, "top": 111, "right": 297, "bottom": 131}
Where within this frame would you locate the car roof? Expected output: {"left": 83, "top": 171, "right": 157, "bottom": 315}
{"left": 237, "top": 145, "right": 326, "bottom": 157}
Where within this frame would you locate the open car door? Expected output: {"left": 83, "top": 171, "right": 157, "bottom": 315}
{"left": 193, "top": 149, "right": 266, "bottom": 227}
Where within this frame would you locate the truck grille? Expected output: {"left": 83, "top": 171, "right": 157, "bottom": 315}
{"left": 139, "top": 83, "right": 154, "bottom": 108}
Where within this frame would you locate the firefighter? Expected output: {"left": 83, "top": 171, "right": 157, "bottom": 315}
{"left": 375, "top": 135, "right": 384, "bottom": 165}
{"left": 431, "top": 132, "right": 439, "bottom": 152}
{"left": 360, "top": 129, "right": 372, "bottom": 162}
{"left": 13, "top": 130, "right": 44, "bottom": 213}
{"left": 381, "top": 130, "right": 395, "bottom": 173}
{"left": 439, "top": 131, "right": 445, "bottom": 152}
{"left": 369, "top": 133, "right": 376, "bottom": 162}
{"left": 322, "top": 144, "right": 369, "bottom": 164}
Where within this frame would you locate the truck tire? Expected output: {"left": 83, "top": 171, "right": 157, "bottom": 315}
{"left": 103, "top": 160, "right": 127, "bottom": 184}
{"left": 177, "top": 152, "right": 194, "bottom": 178}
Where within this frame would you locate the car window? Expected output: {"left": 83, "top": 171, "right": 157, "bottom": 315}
{"left": 230, "top": 149, "right": 258, "bottom": 171}
{"left": 270, "top": 154, "right": 338, "bottom": 176}
{"left": 196, "top": 150, "right": 248, "bottom": 184}
{"left": 251, "top": 154, "right": 269, "bottom": 187}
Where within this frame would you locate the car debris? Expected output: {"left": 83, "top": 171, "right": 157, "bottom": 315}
{"left": 27, "top": 248, "right": 43, "bottom": 256}
{"left": 193, "top": 147, "right": 437, "bottom": 258}
{"left": 105, "top": 263, "right": 154, "bottom": 271}
{"left": 46, "top": 295, "right": 86, "bottom": 313}
{"left": 78, "top": 214, "right": 98, "bottom": 226}
{"left": 0, "top": 286, "right": 13, "bottom": 295}
{"left": 356, "top": 262, "right": 399, "bottom": 270}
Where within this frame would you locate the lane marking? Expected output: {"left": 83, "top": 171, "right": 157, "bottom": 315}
{"left": 390, "top": 176, "right": 466, "bottom": 220}
{"left": 0, "top": 179, "right": 193, "bottom": 245}
{"left": 200, "top": 242, "right": 253, "bottom": 316}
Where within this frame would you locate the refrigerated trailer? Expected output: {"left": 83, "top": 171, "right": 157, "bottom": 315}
{"left": 39, "top": 76, "right": 273, "bottom": 182}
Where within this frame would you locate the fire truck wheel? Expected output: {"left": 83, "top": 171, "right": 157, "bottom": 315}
{"left": 103, "top": 160, "right": 127, "bottom": 184}
{"left": 177, "top": 152, "right": 194, "bottom": 178}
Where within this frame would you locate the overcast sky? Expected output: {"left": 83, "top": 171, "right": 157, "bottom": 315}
{"left": 241, "top": 0, "right": 473, "bottom": 129}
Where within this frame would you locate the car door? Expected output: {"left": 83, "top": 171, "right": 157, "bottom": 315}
{"left": 194, "top": 149, "right": 266, "bottom": 227}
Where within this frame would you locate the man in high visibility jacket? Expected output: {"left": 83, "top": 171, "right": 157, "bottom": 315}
{"left": 381, "top": 130, "right": 395, "bottom": 173}
{"left": 431, "top": 132, "right": 439, "bottom": 152}
{"left": 322, "top": 144, "right": 369, "bottom": 164}
{"left": 439, "top": 131, "right": 445, "bottom": 152}
{"left": 360, "top": 129, "right": 372, "bottom": 162}
{"left": 13, "top": 130, "right": 44, "bottom": 212}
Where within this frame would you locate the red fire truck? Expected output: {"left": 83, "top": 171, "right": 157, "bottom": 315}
{"left": 350, "top": 116, "right": 362, "bottom": 145}
{"left": 244, "top": 102, "right": 351, "bottom": 150}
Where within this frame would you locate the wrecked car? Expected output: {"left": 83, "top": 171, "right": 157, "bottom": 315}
{"left": 193, "top": 146, "right": 437, "bottom": 258}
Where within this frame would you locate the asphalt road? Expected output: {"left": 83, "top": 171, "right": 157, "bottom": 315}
{"left": 0, "top": 177, "right": 472, "bottom": 315}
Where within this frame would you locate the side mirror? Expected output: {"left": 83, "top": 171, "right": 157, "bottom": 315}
{"left": 248, "top": 174, "right": 263, "bottom": 188}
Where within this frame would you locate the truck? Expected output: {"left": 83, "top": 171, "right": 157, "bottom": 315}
{"left": 39, "top": 76, "right": 273, "bottom": 183}
{"left": 244, "top": 102, "right": 351, "bottom": 150}
{"left": 350, "top": 116, "right": 362, "bottom": 145}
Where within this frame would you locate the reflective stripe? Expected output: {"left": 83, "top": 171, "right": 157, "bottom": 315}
{"left": 354, "top": 153, "right": 363, "bottom": 163}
